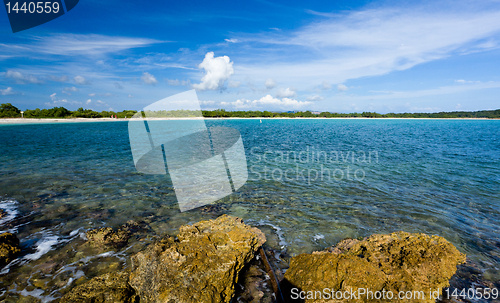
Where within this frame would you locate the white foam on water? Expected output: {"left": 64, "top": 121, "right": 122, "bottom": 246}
{"left": 313, "top": 234, "right": 325, "bottom": 241}
{"left": 23, "top": 236, "right": 60, "bottom": 261}
{"left": 0, "top": 198, "right": 19, "bottom": 232}
{"left": 256, "top": 219, "right": 289, "bottom": 250}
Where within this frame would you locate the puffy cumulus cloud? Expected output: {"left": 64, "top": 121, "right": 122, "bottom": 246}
{"left": 141, "top": 72, "right": 158, "bottom": 85}
{"left": 276, "top": 87, "right": 297, "bottom": 98}
{"left": 221, "top": 95, "right": 312, "bottom": 109}
{"left": 265, "top": 78, "right": 277, "bottom": 89}
{"left": 192, "top": 52, "right": 234, "bottom": 91}
{"left": 5, "top": 70, "right": 42, "bottom": 84}
{"left": 86, "top": 99, "right": 92, "bottom": 104}
{"left": 337, "top": 84, "right": 348, "bottom": 91}
{"left": 50, "top": 93, "right": 57, "bottom": 100}
{"left": 306, "top": 95, "right": 324, "bottom": 101}
{"left": 74, "top": 75, "right": 90, "bottom": 85}
{"left": 1, "top": 87, "right": 14, "bottom": 95}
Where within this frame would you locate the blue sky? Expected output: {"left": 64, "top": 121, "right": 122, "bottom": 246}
{"left": 1, "top": 0, "right": 500, "bottom": 113}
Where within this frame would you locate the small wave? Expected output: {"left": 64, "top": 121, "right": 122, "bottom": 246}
{"left": 255, "top": 219, "right": 288, "bottom": 250}
{"left": 23, "top": 236, "right": 60, "bottom": 261}
{"left": 313, "top": 234, "right": 325, "bottom": 241}
{"left": 0, "top": 198, "right": 19, "bottom": 232}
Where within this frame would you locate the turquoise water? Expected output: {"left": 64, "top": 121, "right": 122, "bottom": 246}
{"left": 0, "top": 119, "right": 499, "bottom": 300}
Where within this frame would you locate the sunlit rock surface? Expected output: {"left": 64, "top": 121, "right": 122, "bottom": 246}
{"left": 283, "top": 231, "right": 466, "bottom": 303}
{"left": 129, "top": 214, "right": 266, "bottom": 303}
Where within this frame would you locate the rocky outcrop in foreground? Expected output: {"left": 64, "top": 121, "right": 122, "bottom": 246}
{"left": 284, "top": 231, "right": 466, "bottom": 303}
{"left": 129, "top": 215, "right": 266, "bottom": 303}
{"left": 62, "top": 215, "right": 266, "bottom": 303}
{"left": 0, "top": 232, "right": 21, "bottom": 268}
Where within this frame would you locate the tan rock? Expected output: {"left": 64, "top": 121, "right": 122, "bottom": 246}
{"left": 284, "top": 231, "right": 466, "bottom": 303}
{"left": 129, "top": 214, "right": 266, "bottom": 303}
{"left": 59, "top": 272, "right": 138, "bottom": 303}
{"left": 85, "top": 227, "right": 130, "bottom": 247}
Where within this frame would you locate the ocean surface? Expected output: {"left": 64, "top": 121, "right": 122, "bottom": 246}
{"left": 0, "top": 119, "right": 499, "bottom": 301}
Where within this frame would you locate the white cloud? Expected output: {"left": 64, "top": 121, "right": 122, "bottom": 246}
{"left": 200, "top": 100, "right": 215, "bottom": 105}
{"left": 221, "top": 95, "right": 312, "bottom": 109}
{"left": 74, "top": 76, "right": 89, "bottom": 85}
{"left": 86, "top": 99, "right": 92, "bottom": 104}
{"left": 128, "top": 95, "right": 134, "bottom": 98}
{"left": 265, "top": 78, "right": 277, "bottom": 89}
{"left": 306, "top": 95, "right": 324, "bottom": 101}
{"left": 166, "top": 79, "right": 190, "bottom": 86}
{"left": 228, "top": 81, "right": 241, "bottom": 88}
{"left": 5, "top": 70, "right": 42, "bottom": 84}
{"left": 276, "top": 87, "right": 297, "bottom": 98}
{"left": 167, "top": 79, "right": 180, "bottom": 86}
{"left": 1, "top": 87, "right": 14, "bottom": 95}
{"left": 89, "top": 93, "right": 96, "bottom": 97}
{"left": 33, "top": 34, "right": 162, "bottom": 56}
{"left": 232, "top": 5, "right": 500, "bottom": 87}
{"left": 225, "top": 38, "right": 238, "bottom": 43}
{"left": 192, "top": 52, "right": 234, "bottom": 91}
{"left": 337, "top": 84, "right": 348, "bottom": 91}
{"left": 50, "top": 93, "right": 57, "bottom": 100}
{"left": 141, "top": 72, "right": 158, "bottom": 85}
{"left": 62, "top": 86, "right": 79, "bottom": 95}
{"left": 47, "top": 75, "right": 69, "bottom": 82}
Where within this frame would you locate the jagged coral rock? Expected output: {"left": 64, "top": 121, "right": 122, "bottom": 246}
{"left": 284, "top": 231, "right": 466, "bottom": 303}
{"left": 129, "top": 215, "right": 266, "bottom": 303}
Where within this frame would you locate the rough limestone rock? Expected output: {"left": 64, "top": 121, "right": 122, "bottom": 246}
{"left": 86, "top": 226, "right": 130, "bottom": 247}
{"left": 129, "top": 215, "right": 266, "bottom": 303}
{"left": 60, "top": 272, "right": 138, "bottom": 303}
{"left": 284, "top": 231, "right": 466, "bottom": 303}
{"left": 0, "top": 232, "right": 21, "bottom": 267}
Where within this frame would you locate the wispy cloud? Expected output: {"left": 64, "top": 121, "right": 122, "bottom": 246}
{"left": 32, "top": 34, "right": 163, "bottom": 56}
{"left": 5, "top": 70, "right": 43, "bottom": 84}
{"left": 231, "top": 4, "right": 500, "bottom": 87}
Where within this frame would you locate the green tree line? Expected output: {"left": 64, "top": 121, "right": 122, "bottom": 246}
{"left": 0, "top": 103, "right": 138, "bottom": 118}
{"left": 1, "top": 103, "right": 499, "bottom": 119}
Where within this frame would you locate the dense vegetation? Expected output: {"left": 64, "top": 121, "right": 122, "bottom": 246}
{"left": 1, "top": 103, "right": 499, "bottom": 119}
{"left": 0, "top": 103, "right": 137, "bottom": 118}
{"left": 201, "top": 109, "right": 500, "bottom": 118}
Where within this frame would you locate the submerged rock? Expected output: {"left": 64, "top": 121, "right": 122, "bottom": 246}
{"left": 0, "top": 208, "right": 7, "bottom": 218}
{"left": 85, "top": 227, "right": 130, "bottom": 247}
{"left": 60, "top": 272, "right": 138, "bottom": 303}
{"left": 283, "top": 231, "right": 466, "bottom": 303}
{"left": 129, "top": 214, "right": 266, "bottom": 303}
{"left": 85, "top": 220, "right": 150, "bottom": 248}
{"left": 0, "top": 232, "right": 21, "bottom": 267}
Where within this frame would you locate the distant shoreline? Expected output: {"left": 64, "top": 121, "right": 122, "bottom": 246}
{"left": 0, "top": 117, "right": 498, "bottom": 124}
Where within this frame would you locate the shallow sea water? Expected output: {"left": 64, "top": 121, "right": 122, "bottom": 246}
{"left": 0, "top": 119, "right": 499, "bottom": 301}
